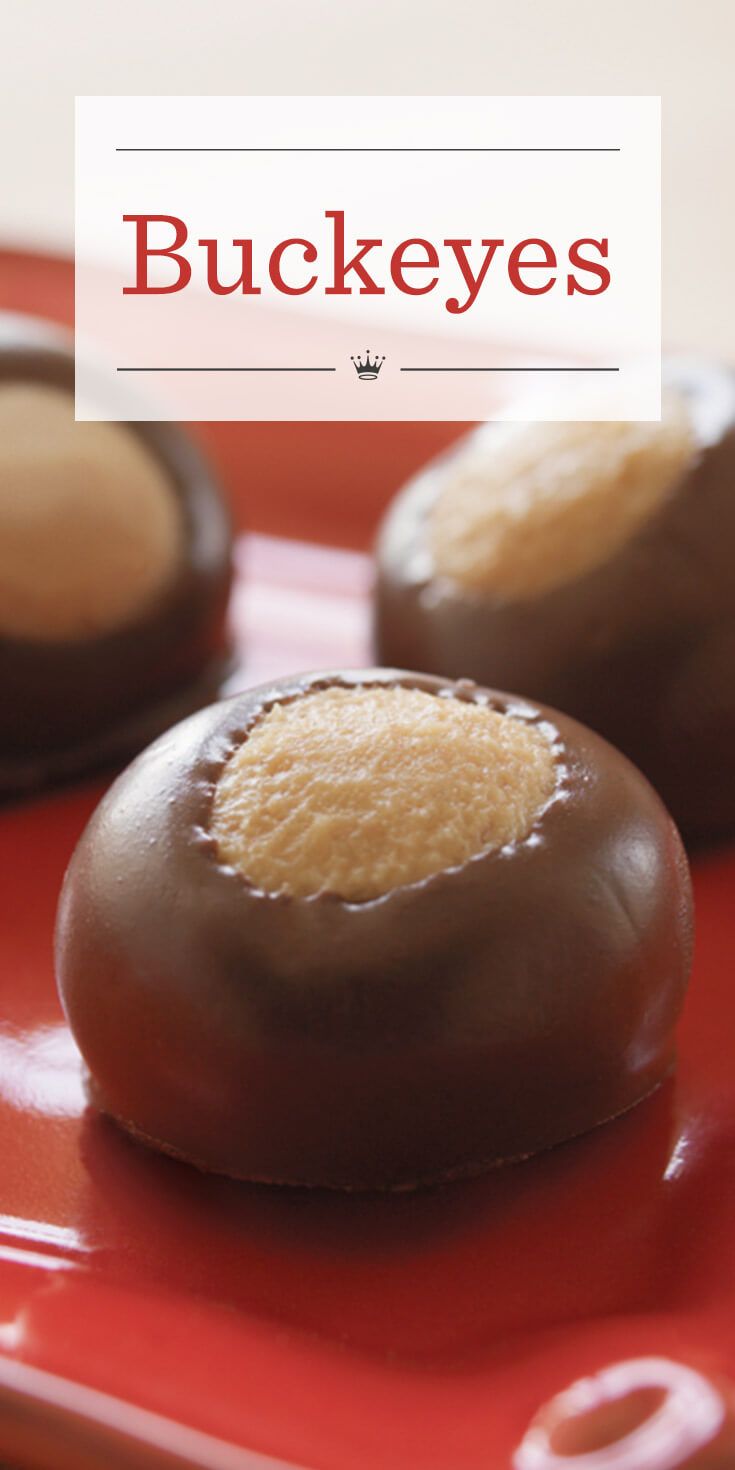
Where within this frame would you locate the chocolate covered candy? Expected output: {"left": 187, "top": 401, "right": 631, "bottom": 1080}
{"left": 374, "top": 362, "right": 735, "bottom": 837}
{"left": 0, "top": 314, "right": 233, "bottom": 791}
{"left": 56, "top": 669, "right": 692, "bottom": 1190}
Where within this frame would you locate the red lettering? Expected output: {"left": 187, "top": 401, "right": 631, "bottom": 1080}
{"left": 198, "top": 238, "right": 260, "bottom": 295}
{"left": 390, "top": 238, "right": 439, "bottom": 295}
{"left": 122, "top": 215, "right": 191, "bottom": 294}
{"left": 121, "top": 216, "right": 612, "bottom": 311}
{"left": 567, "top": 238, "right": 610, "bottom": 295}
{"left": 444, "top": 239, "right": 503, "bottom": 314}
{"left": 268, "top": 239, "right": 318, "bottom": 295}
{"left": 325, "top": 210, "right": 384, "bottom": 296}
{"left": 507, "top": 239, "right": 557, "bottom": 295}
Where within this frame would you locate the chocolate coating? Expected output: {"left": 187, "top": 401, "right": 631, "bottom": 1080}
{"left": 374, "top": 361, "right": 735, "bottom": 838}
{"left": 0, "top": 315, "right": 233, "bottom": 792}
{"left": 55, "top": 669, "right": 692, "bottom": 1191}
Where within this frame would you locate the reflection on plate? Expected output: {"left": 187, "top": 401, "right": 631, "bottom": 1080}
{"left": 0, "top": 531, "right": 734, "bottom": 1468}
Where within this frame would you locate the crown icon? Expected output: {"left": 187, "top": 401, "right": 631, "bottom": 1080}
{"left": 350, "top": 350, "right": 385, "bottom": 381}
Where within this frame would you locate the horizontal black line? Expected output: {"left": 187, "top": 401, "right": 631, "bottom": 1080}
{"left": 400, "top": 366, "right": 620, "bottom": 373}
{"left": 115, "top": 147, "right": 621, "bottom": 154}
{"left": 117, "top": 365, "right": 620, "bottom": 375}
{"left": 116, "top": 366, "right": 336, "bottom": 373}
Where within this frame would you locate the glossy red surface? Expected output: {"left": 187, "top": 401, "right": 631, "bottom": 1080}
{"left": 0, "top": 250, "right": 734, "bottom": 1468}
{"left": 0, "top": 529, "right": 734, "bottom": 1468}
{"left": 513, "top": 1357, "right": 735, "bottom": 1467}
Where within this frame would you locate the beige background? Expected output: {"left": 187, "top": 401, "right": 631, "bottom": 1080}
{"left": 1, "top": 0, "right": 732, "bottom": 357}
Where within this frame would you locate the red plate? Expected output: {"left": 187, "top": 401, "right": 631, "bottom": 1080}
{"left": 1, "top": 251, "right": 734, "bottom": 1469}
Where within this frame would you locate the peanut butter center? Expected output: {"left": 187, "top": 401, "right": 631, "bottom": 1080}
{"left": 0, "top": 382, "right": 184, "bottom": 641}
{"left": 430, "top": 399, "right": 695, "bottom": 600}
{"left": 210, "top": 684, "right": 556, "bottom": 901}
